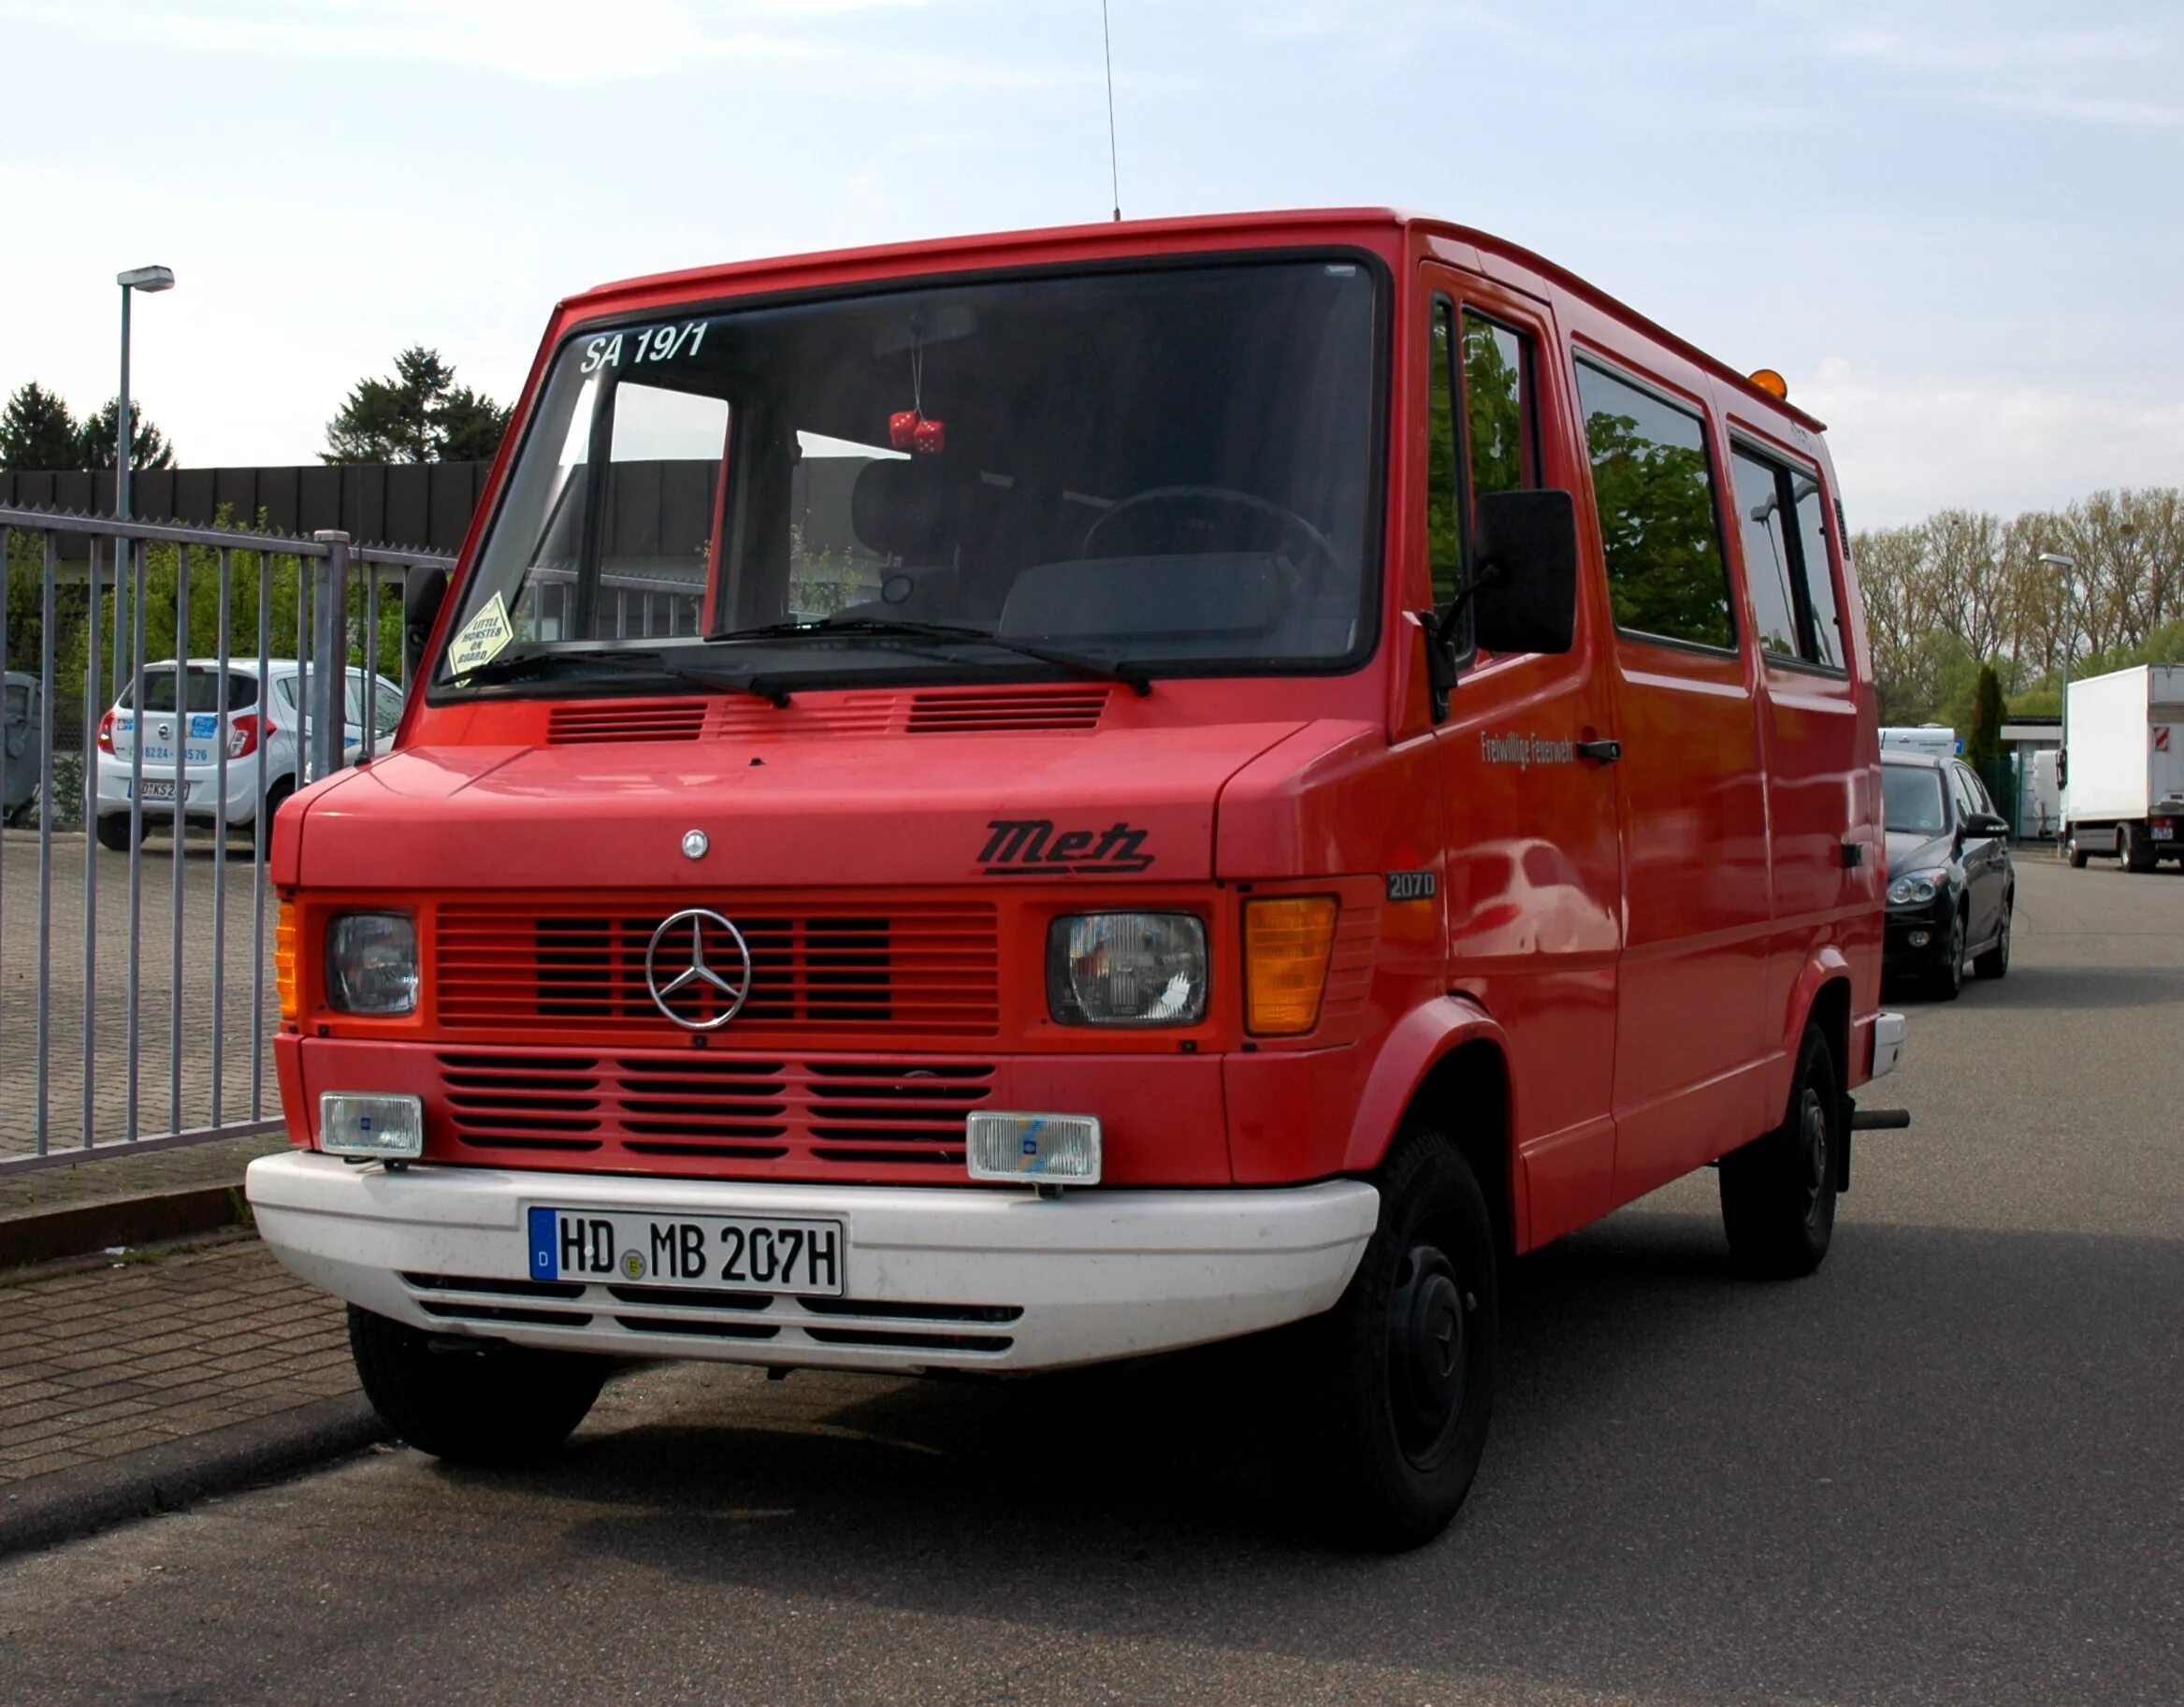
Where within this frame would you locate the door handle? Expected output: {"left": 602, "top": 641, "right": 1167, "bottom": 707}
{"left": 1575, "top": 739, "right": 1622, "bottom": 764}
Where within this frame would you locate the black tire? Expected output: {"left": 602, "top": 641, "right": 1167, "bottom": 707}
{"left": 4, "top": 799, "right": 31, "bottom": 829}
{"left": 1290, "top": 1131, "right": 1498, "bottom": 1552}
{"left": 2063, "top": 827, "right": 2088, "bottom": 868}
{"left": 249, "top": 782, "right": 294, "bottom": 862}
{"left": 94, "top": 813, "right": 138, "bottom": 852}
{"left": 1930, "top": 908, "right": 1964, "bottom": 1001}
{"left": 2120, "top": 821, "right": 2157, "bottom": 874}
{"left": 1720, "top": 1024, "right": 1841, "bottom": 1280}
{"left": 347, "top": 1306, "right": 608, "bottom": 1465}
{"left": 1973, "top": 892, "right": 2012, "bottom": 979}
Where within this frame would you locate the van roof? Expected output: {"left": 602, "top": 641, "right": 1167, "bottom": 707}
{"left": 568, "top": 206, "right": 1827, "bottom": 434}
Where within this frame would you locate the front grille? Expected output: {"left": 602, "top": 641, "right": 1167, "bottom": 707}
{"left": 432, "top": 1050, "right": 994, "bottom": 1180}
{"left": 399, "top": 1272, "right": 1020, "bottom": 1358}
{"left": 435, "top": 899, "right": 999, "bottom": 1039}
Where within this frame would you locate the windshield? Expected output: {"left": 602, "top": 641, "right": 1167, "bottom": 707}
{"left": 1883, "top": 764, "right": 1948, "bottom": 835}
{"left": 438, "top": 259, "right": 1381, "bottom": 692}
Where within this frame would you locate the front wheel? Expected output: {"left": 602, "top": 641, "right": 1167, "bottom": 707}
{"left": 1930, "top": 909, "right": 1965, "bottom": 1001}
{"left": 2063, "top": 827, "right": 2088, "bottom": 868}
{"left": 1720, "top": 1023, "right": 1842, "bottom": 1279}
{"left": 1290, "top": 1131, "right": 1498, "bottom": 1552}
{"left": 347, "top": 1307, "right": 609, "bottom": 1465}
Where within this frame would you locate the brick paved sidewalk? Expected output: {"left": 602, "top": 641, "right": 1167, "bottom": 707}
{"left": 1, "top": 1238, "right": 364, "bottom": 1530}
{"left": 2, "top": 1132, "right": 288, "bottom": 1224}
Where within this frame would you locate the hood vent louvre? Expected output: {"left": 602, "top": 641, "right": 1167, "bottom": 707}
{"left": 547, "top": 702, "right": 707, "bottom": 745}
{"left": 548, "top": 687, "right": 1111, "bottom": 744}
{"left": 904, "top": 687, "right": 1110, "bottom": 733}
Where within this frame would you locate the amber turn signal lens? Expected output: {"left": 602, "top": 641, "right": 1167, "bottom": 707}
{"left": 1243, "top": 896, "right": 1338, "bottom": 1035}
{"left": 275, "top": 902, "right": 299, "bottom": 1023}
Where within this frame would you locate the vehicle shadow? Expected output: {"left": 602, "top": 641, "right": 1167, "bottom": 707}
{"left": 449, "top": 1212, "right": 2182, "bottom": 1705}
{"left": 1889, "top": 964, "right": 2184, "bottom": 1011}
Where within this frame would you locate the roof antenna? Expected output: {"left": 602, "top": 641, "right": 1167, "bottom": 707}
{"left": 1101, "top": 0, "right": 1121, "bottom": 221}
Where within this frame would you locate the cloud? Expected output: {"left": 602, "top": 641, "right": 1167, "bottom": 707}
{"left": 0, "top": 0, "right": 1085, "bottom": 88}
{"left": 1804, "top": 357, "right": 2184, "bottom": 527}
{"left": 1823, "top": 12, "right": 2184, "bottom": 131}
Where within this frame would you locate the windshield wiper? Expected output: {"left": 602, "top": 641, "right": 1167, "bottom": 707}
{"left": 720, "top": 617, "right": 1151, "bottom": 696}
{"left": 452, "top": 647, "right": 789, "bottom": 706}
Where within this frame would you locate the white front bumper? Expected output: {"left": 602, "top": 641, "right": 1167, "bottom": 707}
{"left": 246, "top": 1152, "right": 1380, "bottom": 1374}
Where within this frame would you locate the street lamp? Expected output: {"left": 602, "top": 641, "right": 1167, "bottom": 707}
{"left": 114, "top": 265, "right": 175, "bottom": 523}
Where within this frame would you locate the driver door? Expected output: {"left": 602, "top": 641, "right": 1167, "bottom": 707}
{"left": 1424, "top": 264, "right": 1625, "bottom": 1247}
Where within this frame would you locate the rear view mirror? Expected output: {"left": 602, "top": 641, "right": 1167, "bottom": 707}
{"left": 404, "top": 569, "right": 449, "bottom": 682}
{"left": 1962, "top": 812, "right": 2011, "bottom": 840}
{"left": 1472, "top": 489, "right": 1579, "bottom": 657}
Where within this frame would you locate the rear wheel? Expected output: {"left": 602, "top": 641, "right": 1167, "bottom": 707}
{"left": 2121, "top": 821, "right": 2158, "bottom": 874}
{"left": 1720, "top": 1023, "right": 1841, "bottom": 1279}
{"left": 348, "top": 1307, "right": 608, "bottom": 1465}
{"left": 1973, "top": 893, "right": 2013, "bottom": 979}
{"left": 94, "top": 813, "right": 140, "bottom": 852}
{"left": 1290, "top": 1130, "right": 1498, "bottom": 1552}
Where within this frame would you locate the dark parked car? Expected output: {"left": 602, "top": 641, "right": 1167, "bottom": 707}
{"left": 1883, "top": 751, "right": 2015, "bottom": 999}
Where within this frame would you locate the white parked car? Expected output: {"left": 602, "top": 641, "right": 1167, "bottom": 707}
{"left": 94, "top": 658, "right": 402, "bottom": 856}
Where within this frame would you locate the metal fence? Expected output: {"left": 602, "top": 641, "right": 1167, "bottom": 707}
{"left": 0, "top": 504, "right": 454, "bottom": 1174}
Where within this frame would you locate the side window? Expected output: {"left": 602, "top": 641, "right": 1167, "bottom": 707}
{"left": 1460, "top": 311, "right": 1535, "bottom": 501}
{"left": 1792, "top": 476, "right": 1846, "bottom": 670}
{"left": 1574, "top": 359, "right": 1735, "bottom": 651}
{"left": 1948, "top": 766, "right": 1978, "bottom": 823}
{"left": 1729, "top": 449, "right": 1801, "bottom": 658}
{"left": 1425, "top": 297, "right": 1463, "bottom": 615}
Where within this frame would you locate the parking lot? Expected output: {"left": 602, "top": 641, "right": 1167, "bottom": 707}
{"left": 0, "top": 853, "right": 2176, "bottom": 1704}
{"left": 0, "top": 827, "right": 279, "bottom": 1165}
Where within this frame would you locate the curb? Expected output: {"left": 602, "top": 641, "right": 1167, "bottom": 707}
{"left": 0, "top": 1394, "right": 387, "bottom": 1560}
{"left": 0, "top": 1184, "right": 250, "bottom": 1270}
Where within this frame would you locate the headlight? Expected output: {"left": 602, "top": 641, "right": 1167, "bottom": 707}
{"left": 1047, "top": 913, "right": 1208, "bottom": 1026}
{"left": 325, "top": 912, "right": 418, "bottom": 1015}
{"left": 1887, "top": 873, "right": 1941, "bottom": 906}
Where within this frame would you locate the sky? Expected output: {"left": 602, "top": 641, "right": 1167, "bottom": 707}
{"left": 2, "top": 0, "right": 2179, "bottom": 527}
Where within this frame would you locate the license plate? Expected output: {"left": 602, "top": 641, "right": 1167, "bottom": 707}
{"left": 137, "top": 779, "right": 178, "bottom": 802}
{"left": 527, "top": 1207, "right": 846, "bottom": 1295}
{"left": 2154, "top": 822, "right": 2175, "bottom": 841}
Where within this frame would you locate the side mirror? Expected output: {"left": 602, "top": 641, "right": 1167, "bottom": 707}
{"left": 1472, "top": 489, "right": 1579, "bottom": 657}
{"left": 404, "top": 568, "right": 449, "bottom": 682}
{"left": 1962, "top": 812, "right": 2010, "bottom": 840}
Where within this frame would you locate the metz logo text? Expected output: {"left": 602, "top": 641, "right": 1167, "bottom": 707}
{"left": 979, "top": 819, "right": 1155, "bottom": 875}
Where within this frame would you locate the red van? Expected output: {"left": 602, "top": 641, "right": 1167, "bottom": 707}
{"left": 248, "top": 210, "right": 1906, "bottom": 1549}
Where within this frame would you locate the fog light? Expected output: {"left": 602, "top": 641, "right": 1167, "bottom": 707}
{"left": 320, "top": 1092, "right": 424, "bottom": 1161}
{"left": 966, "top": 1110, "right": 1101, "bottom": 1185}
{"left": 1908, "top": 930, "right": 1931, "bottom": 947}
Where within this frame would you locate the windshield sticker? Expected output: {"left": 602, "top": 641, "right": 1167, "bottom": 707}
{"left": 447, "top": 592, "right": 514, "bottom": 679}
{"left": 579, "top": 321, "right": 709, "bottom": 375}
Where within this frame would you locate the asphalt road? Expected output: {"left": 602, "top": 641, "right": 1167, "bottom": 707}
{"left": 3, "top": 855, "right": 2179, "bottom": 1706}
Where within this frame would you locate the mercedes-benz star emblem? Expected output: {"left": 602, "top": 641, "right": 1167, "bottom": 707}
{"left": 644, "top": 908, "right": 752, "bottom": 1030}
{"left": 681, "top": 829, "right": 709, "bottom": 861}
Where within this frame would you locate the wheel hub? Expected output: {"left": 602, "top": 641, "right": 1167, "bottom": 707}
{"left": 1800, "top": 1090, "right": 1830, "bottom": 1224}
{"left": 1387, "top": 1245, "right": 1468, "bottom": 1468}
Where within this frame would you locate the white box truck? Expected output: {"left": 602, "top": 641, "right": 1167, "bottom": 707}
{"left": 2061, "top": 664, "right": 2184, "bottom": 871}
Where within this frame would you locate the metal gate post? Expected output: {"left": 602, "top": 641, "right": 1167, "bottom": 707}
{"left": 310, "top": 531, "right": 350, "bottom": 779}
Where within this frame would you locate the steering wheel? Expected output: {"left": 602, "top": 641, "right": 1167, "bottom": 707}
{"left": 1081, "top": 485, "right": 1345, "bottom": 591}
